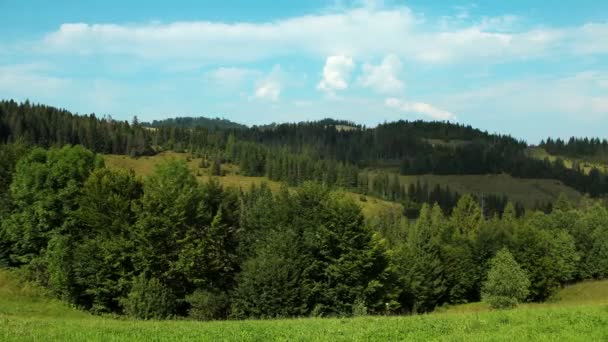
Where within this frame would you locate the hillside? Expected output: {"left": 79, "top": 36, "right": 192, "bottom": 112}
{"left": 527, "top": 147, "right": 608, "bottom": 175}
{"left": 104, "top": 152, "right": 582, "bottom": 210}
{"left": 102, "top": 152, "right": 403, "bottom": 218}
{"left": 1, "top": 269, "right": 607, "bottom": 341}
{"left": 144, "top": 116, "right": 247, "bottom": 130}
{"left": 2, "top": 100, "right": 606, "bottom": 200}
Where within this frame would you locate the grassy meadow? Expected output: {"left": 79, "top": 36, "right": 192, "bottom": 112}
{"left": 1, "top": 269, "right": 608, "bottom": 341}
{"left": 104, "top": 151, "right": 584, "bottom": 212}
{"left": 102, "top": 152, "right": 403, "bottom": 218}
{"left": 526, "top": 147, "right": 608, "bottom": 174}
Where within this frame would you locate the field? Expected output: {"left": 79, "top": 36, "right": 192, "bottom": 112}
{"left": 1, "top": 269, "right": 608, "bottom": 341}
{"left": 394, "top": 173, "right": 581, "bottom": 208}
{"left": 104, "top": 152, "right": 583, "bottom": 212}
{"left": 526, "top": 147, "right": 608, "bottom": 174}
{"left": 102, "top": 152, "right": 403, "bottom": 218}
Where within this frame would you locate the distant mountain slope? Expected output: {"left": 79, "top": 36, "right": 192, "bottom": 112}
{"left": 1, "top": 99, "right": 607, "bottom": 198}
{"left": 145, "top": 116, "right": 247, "bottom": 130}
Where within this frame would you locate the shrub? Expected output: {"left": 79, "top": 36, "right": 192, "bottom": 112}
{"left": 121, "top": 274, "right": 175, "bottom": 319}
{"left": 186, "top": 289, "right": 230, "bottom": 320}
{"left": 352, "top": 298, "right": 368, "bottom": 317}
{"left": 482, "top": 248, "right": 530, "bottom": 309}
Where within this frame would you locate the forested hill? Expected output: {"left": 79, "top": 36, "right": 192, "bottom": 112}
{"left": 145, "top": 116, "right": 247, "bottom": 130}
{"left": 1, "top": 99, "right": 607, "bottom": 197}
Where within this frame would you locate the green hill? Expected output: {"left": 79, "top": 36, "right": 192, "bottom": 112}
{"left": 102, "top": 152, "right": 403, "bottom": 218}
{"left": 104, "top": 152, "right": 583, "bottom": 211}
{"left": 1, "top": 269, "right": 607, "bottom": 341}
{"left": 527, "top": 147, "right": 608, "bottom": 174}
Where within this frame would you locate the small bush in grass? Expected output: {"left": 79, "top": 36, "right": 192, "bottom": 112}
{"left": 352, "top": 298, "right": 368, "bottom": 317}
{"left": 482, "top": 248, "right": 530, "bottom": 309}
{"left": 121, "top": 274, "right": 175, "bottom": 319}
{"left": 186, "top": 289, "right": 230, "bottom": 320}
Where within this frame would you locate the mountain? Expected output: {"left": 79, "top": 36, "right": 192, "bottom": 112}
{"left": 145, "top": 116, "right": 247, "bottom": 130}
{"left": 1, "top": 99, "right": 607, "bottom": 198}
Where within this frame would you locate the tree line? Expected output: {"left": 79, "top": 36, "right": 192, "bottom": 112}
{"left": 2, "top": 100, "right": 607, "bottom": 198}
{"left": 541, "top": 137, "right": 608, "bottom": 159}
{"left": 0, "top": 100, "right": 152, "bottom": 156}
{"left": 1, "top": 143, "right": 607, "bottom": 319}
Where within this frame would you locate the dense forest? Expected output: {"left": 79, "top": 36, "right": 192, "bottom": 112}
{"left": 145, "top": 116, "right": 247, "bottom": 130}
{"left": 541, "top": 137, "right": 608, "bottom": 160}
{"left": 2, "top": 100, "right": 607, "bottom": 200}
{"left": 1, "top": 143, "right": 607, "bottom": 320}
{"left": 2, "top": 100, "right": 608, "bottom": 320}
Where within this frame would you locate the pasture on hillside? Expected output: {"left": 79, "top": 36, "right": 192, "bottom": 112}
{"left": 1, "top": 269, "right": 608, "bottom": 341}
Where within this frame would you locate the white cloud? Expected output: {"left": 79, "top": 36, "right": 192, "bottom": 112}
{"left": 317, "top": 55, "right": 355, "bottom": 95}
{"left": 35, "top": 5, "right": 608, "bottom": 66}
{"left": 206, "top": 67, "right": 260, "bottom": 89}
{"left": 359, "top": 54, "right": 404, "bottom": 93}
{"left": 385, "top": 98, "right": 456, "bottom": 120}
{"left": 0, "top": 63, "right": 70, "bottom": 99}
{"left": 443, "top": 71, "right": 608, "bottom": 121}
{"left": 254, "top": 66, "right": 283, "bottom": 101}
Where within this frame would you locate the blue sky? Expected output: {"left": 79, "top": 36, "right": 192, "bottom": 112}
{"left": 1, "top": 0, "right": 607, "bottom": 143}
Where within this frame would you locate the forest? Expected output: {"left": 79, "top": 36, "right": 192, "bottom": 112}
{"left": 1, "top": 142, "right": 607, "bottom": 319}
{"left": 2, "top": 100, "right": 608, "bottom": 201}
{"left": 1, "top": 100, "right": 608, "bottom": 320}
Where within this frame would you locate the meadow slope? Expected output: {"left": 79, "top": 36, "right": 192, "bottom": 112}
{"left": 104, "top": 152, "right": 582, "bottom": 210}
{"left": 1, "top": 269, "right": 608, "bottom": 341}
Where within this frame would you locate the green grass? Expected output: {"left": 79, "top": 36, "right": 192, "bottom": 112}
{"left": 104, "top": 152, "right": 583, "bottom": 214}
{"left": 368, "top": 172, "right": 581, "bottom": 208}
{"left": 102, "top": 152, "right": 403, "bottom": 218}
{"left": 437, "top": 279, "right": 608, "bottom": 315}
{"left": 1, "top": 269, "right": 608, "bottom": 341}
{"left": 526, "top": 147, "right": 608, "bottom": 174}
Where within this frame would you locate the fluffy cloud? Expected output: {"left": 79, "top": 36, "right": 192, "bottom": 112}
{"left": 359, "top": 54, "right": 403, "bottom": 93}
{"left": 385, "top": 98, "right": 456, "bottom": 120}
{"left": 317, "top": 55, "right": 355, "bottom": 95}
{"left": 37, "top": 5, "right": 608, "bottom": 65}
{"left": 444, "top": 71, "right": 608, "bottom": 120}
{"left": 254, "top": 66, "right": 283, "bottom": 101}
{"left": 206, "top": 67, "right": 260, "bottom": 89}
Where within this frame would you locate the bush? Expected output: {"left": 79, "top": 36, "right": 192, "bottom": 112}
{"left": 121, "top": 274, "right": 175, "bottom": 319}
{"left": 352, "top": 298, "right": 368, "bottom": 317}
{"left": 482, "top": 248, "right": 530, "bottom": 309}
{"left": 186, "top": 289, "right": 230, "bottom": 320}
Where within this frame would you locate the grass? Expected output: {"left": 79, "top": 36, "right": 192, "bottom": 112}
{"left": 102, "top": 152, "right": 403, "bottom": 218}
{"left": 1, "top": 269, "right": 608, "bottom": 341}
{"left": 526, "top": 147, "right": 608, "bottom": 175}
{"left": 367, "top": 172, "right": 581, "bottom": 209}
{"left": 104, "top": 152, "right": 584, "bottom": 213}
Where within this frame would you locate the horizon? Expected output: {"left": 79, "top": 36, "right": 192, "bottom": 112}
{"left": 1, "top": 0, "right": 607, "bottom": 143}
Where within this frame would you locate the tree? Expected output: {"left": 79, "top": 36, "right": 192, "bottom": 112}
{"left": 121, "top": 274, "right": 176, "bottom": 320}
{"left": 395, "top": 204, "right": 447, "bottom": 313}
{"left": 211, "top": 158, "right": 222, "bottom": 176}
{"left": 2, "top": 145, "right": 98, "bottom": 266}
{"left": 482, "top": 248, "right": 530, "bottom": 309}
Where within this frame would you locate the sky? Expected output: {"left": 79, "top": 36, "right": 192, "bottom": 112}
{"left": 0, "top": 0, "right": 607, "bottom": 143}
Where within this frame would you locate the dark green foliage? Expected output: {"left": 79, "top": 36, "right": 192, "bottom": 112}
{"left": 482, "top": 248, "right": 530, "bottom": 309}
{"left": 210, "top": 158, "right": 222, "bottom": 176}
{"left": 2, "top": 145, "right": 98, "bottom": 266}
{"left": 122, "top": 274, "right": 176, "bottom": 320}
{"left": 2, "top": 143, "right": 608, "bottom": 321}
{"left": 511, "top": 214, "right": 579, "bottom": 301}
{"left": 146, "top": 116, "right": 247, "bottom": 130}
{"left": 0, "top": 100, "right": 153, "bottom": 156}
{"left": 232, "top": 229, "right": 309, "bottom": 319}
{"left": 186, "top": 289, "right": 230, "bottom": 320}
{"left": 233, "top": 183, "right": 392, "bottom": 318}
{"left": 394, "top": 204, "right": 447, "bottom": 313}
